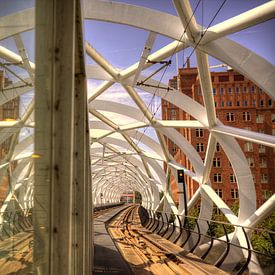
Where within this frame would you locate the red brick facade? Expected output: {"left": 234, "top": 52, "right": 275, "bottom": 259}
{"left": 162, "top": 66, "right": 275, "bottom": 208}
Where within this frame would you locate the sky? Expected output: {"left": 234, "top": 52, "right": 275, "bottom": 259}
{"left": 1, "top": 0, "right": 274, "bottom": 63}
{"left": 0, "top": 0, "right": 274, "bottom": 133}
{"left": 85, "top": 0, "right": 275, "bottom": 70}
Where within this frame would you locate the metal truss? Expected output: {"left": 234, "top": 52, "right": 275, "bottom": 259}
{"left": 0, "top": 0, "right": 274, "bottom": 273}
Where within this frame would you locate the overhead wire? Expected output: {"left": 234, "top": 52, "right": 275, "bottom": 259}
{"left": 135, "top": 0, "right": 227, "bottom": 148}
{"left": 133, "top": 0, "right": 203, "bottom": 149}
{"left": 182, "top": 0, "right": 227, "bottom": 69}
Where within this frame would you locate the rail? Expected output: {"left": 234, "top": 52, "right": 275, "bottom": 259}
{"left": 108, "top": 205, "right": 227, "bottom": 274}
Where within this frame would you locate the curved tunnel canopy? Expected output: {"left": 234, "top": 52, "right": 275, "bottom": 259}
{"left": 0, "top": 0, "right": 275, "bottom": 273}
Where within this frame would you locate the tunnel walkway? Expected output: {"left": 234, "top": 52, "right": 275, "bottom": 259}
{"left": 94, "top": 204, "right": 228, "bottom": 274}
{"left": 94, "top": 205, "right": 132, "bottom": 274}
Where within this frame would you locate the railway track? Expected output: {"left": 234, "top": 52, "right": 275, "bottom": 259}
{"left": 107, "top": 205, "right": 227, "bottom": 275}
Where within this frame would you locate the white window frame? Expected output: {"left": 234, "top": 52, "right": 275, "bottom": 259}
{"left": 247, "top": 157, "right": 254, "bottom": 167}
{"left": 214, "top": 173, "right": 222, "bottom": 183}
{"left": 195, "top": 129, "right": 204, "bottom": 138}
{"left": 226, "top": 112, "right": 235, "bottom": 122}
{"left": 213, "top": 158, "right": 221, "bottom": 168}
{"left": 196, "top": 143, "right": 204, "bottom": 152}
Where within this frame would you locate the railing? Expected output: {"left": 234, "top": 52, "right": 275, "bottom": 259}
{"left": 138, "top": 206, "right": 275, "bottom": 274}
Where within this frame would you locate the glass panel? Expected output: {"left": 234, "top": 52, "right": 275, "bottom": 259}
{"left": 0, "top": 2, "right": 35, "bottom": 273}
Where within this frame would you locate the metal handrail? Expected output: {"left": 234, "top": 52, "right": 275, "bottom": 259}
{"left": 139, "top": 207, "right": 275, "bottom": 274}
{"left": 151, "top": 209, "right": 275, "bottom": 235}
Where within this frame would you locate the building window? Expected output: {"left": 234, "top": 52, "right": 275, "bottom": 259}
{"left": 219, "top": 76, "right": 229, "bottom": 82}
{"left": 227, "top": 101, "right": 232, "bottom": 107}
{"left": 213, "top": 158, "right": 221, "bottom": 168}
{"left": 252, "top": 100, "right": 256, "bottom": 107}
{"left": 213, "top": 206, "right": 222, "bottom": 215}
{"left": 234, "top": 75, "right": 244, "bottom": 81}
{"left": 195, "top": 129, "right": 204, "bottom": 138}
{"left": 260, "top": 158, "right": 267, "bottom": 168}
{"left": 243, "top": 86, "right": 247, "bottom": 93}
{"left": 169, "top": 80, "right": 177, "bottom": 89}
{"left": 215, "top": 188, "right": 223, "bottom": 197}
{"left": 261, "top": 174, "right": 268, "bottom": 183}
{"left": 228, "top": 87, "right": 232, "bottom": 95}
{"left": 214, "top": 173, "right": 222, "bottom": 183}
{"left": 247, "top": 157, "right": 255, "bottom": 167}
{"left": 271, "top": 114, "right": 275, "bottom": 123}
{"left": 236, "top": 101, "right": 240, "bottom": 106}
{"left": 216, "top": 142, "right": 220, "bottom": 152}
{"left": 252, "top": 174, "right": 257, "bottom": 183}
{"left": 256, "top": 114, "right": 264, "bottom": 123}
{"left": 251, "top": 86, "right": 255, "bottom": 93}
{"left": 215, "top": 102, "right": 218, "bottom": 107}
{"left": 268, "top": 99, "right": 273, "bottom": 107}
{"left": 243, "top": 100, "right": 248, "bottom": 107}
{"left": 262, "top": 190, "right": 272, "bottom": 200}
{"left": 221, "top": 101, "right": 224, "bottom": 107}
{"left": 230, "top": 174, "right": 236, "bottom": 183}
{"left": 260, "top": 100, "right": 265, "bottom": 107}
{"left": 220, "top": 87, "right": 224, "bottom": 95}
{"left": 243, "top": 112, "right": 251, "bottom": 121}
{"left": 172, "top": 144, "right": 178, "bottom": 154}
{"left": 226, "top": 112, "right": 235, "bottom": 121}
{"left": 196, "top": 143, "right": 204, "bottom": 152}
{"left": 213, "top": 88, "right": 216, "bottom": 95}
{"left": 244, "top": 142, "right": 253, "bottom": 152}
{"left": 259, "top": 145, "right": 266, "bottom": 153}
{"left": 236, "top": 87, "right": 240, "bottom": 94}
{"left": 170, "top": 109, "right": 177, "bottom": 120}
{"left": 231, "top": 189, "right": 239, "bottom": 199}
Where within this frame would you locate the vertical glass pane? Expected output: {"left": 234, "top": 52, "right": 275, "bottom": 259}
{"left": 0, "top": 1, "right": 35, "bottom": 273}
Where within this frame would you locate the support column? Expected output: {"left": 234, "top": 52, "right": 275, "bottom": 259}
{"left": 34, "top": 0, "right": 91, "bottom": 274}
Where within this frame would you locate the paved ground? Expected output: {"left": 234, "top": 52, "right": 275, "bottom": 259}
{"left": 93, "top": 205, "right": 132, "bottom": 275}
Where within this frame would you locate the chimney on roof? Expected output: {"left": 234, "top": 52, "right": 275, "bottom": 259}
{"left": 186, "top": 57, "right": 190, "bottom": 69}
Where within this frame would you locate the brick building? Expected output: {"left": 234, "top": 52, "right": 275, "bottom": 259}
{"left": 162, "top": 63, "right": 275, "bottom": 208}
{"left": 0, "top": 70, "right": 20, "bottom": 206}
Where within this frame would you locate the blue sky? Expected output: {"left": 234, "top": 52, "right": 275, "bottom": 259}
{"left": 1, "top": 0, "right": 274, "bottom": 68}
{"left": 85, "top": 0, "right": 275, "bottom": 70}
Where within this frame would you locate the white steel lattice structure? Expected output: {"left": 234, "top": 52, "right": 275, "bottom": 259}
{"left": 0, "top": 0, "right": 274, "bottom": 274}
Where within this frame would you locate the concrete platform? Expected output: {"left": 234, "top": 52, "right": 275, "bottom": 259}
{"left": 93, "top": 205, "right": 132, "bottom": 275}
